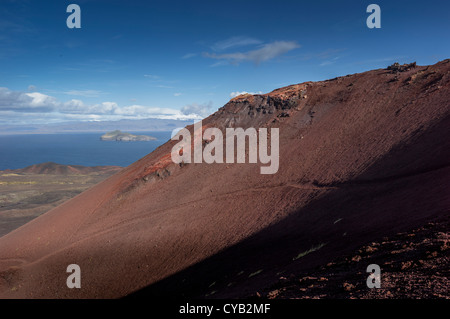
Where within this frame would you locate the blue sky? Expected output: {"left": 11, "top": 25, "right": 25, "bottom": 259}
{"left": 0, "top": 0, "right": 449, "bottom": 126}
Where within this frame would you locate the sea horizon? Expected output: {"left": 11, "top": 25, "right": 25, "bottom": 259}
{"left": 0, "top": 131, "right": 172, "bottom": 171}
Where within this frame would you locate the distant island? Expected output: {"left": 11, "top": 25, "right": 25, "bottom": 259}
{"left": 100, "top": 130, "right": 156, "bottom": 142}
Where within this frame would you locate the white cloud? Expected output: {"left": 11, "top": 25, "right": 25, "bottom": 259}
{"left": 114, "top": 105, "right": 184, "bottom": 118}
{"left": 0, "top": 88, "right": 57, "bottom": 112}
{"left": 174, "top": 93, "right": 182, "bottom": 96}
{"left": 26, "top": 92, "right": 59, "bottom": 108}
{"left": 210, "top": 60, "right": 229, "bottom": 67}
{"left": 204, "top": 41, "right": 300, "bottom": 65}
{"left": 319, "top": 56, "right": 340, "bottom": 67}
{"left": 144, "top": 74, "right": 160, "bottom": 79}
{"left": 0, "top": 87, "right": 202, "bottom": 125}
{"left": 60, "top": 99, "right": 87, "bottom": 113}
{"left": 211, "top": 36, "right": 263, "bottom": 51}
{"left": 181, "top": 101, "right": 213, "bottom": 118}
{"left": 230, "top": 91, "right": 263, "bottom": 98}
{"left": 181, "top": 53, "right": 197, "bottom": 59}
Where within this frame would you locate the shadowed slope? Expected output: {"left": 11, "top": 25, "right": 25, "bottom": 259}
{"left": 129, "top": 113, "right": 450, "bottom": 298}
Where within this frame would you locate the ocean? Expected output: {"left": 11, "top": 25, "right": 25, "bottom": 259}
{"left": 0, "top": 132, "right": 173, "bottom": 170}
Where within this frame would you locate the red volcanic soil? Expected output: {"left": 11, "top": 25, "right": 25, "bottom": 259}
{"left": 2, "top": 162, "right": 122, "bottom": 176}
{"left": 0, "top": 60, "right": 449, "bottom": 299}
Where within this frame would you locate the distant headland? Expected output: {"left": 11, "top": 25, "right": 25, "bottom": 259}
{"left": 100, "top": 130, "right": 156, "bottom": 142}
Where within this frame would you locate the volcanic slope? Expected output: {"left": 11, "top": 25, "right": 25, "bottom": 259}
{"left": 0, "top": 60, "right": 449, "bottom": 298}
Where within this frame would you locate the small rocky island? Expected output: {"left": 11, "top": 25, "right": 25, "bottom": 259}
{"left": 100, "top": 130, "right": 156, "bottom": 142}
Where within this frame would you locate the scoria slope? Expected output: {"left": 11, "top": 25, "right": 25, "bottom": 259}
{"left": 0, "top": 60, "right": 449, "bottom": 298}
